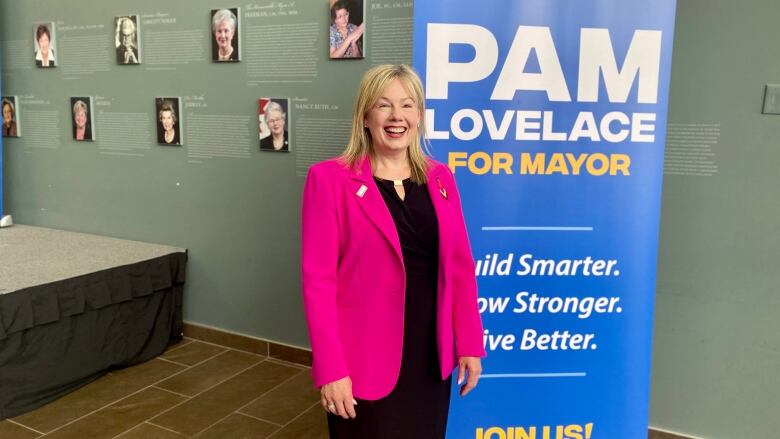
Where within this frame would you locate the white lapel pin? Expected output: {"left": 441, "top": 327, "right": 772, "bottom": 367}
{"left": 357, "top": 184, "right": 368, "bottom": 197}
{"left": 436, "top": 177, "right": 448, "bottom": 200}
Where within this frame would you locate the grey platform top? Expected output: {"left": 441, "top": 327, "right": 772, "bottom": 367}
{"left": 0, "top": 225, "right": 186, "bottom": 295}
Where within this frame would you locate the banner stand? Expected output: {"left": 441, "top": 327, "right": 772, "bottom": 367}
{"left": 413, "top": 1, "right": 677, "bottom": 437}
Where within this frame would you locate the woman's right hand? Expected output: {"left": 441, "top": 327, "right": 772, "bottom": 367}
{"left": 352, "top": 23, "right": 365, "bottom": 40}
{"left": 320, "top": 376, "right": 358, "bottom": 419}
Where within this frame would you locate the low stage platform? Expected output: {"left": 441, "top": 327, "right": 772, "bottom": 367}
{"left": 0, "top": 225, "right": 187, "bottom": 419}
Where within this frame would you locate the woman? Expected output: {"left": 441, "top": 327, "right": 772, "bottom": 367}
{"left": 72, "top": 100, "right": 91, "bottom": 141}
{"left": 301, "top": 64, "right": 485, "bottom": 438}
{"left": 260, "top": 101, "right": 289, "bottom": 151}
{"left": 115, "top": 17, "right": 139, "bottom": 64}
{"left": 212, "top": 9, "right": 238, "bottom": 62}
{"left": 158, "top": 101, "right": 179, "bottom": 145}
{"left": 2, "top": 99, "right": 17, "bottom": 137}
{"left": 329, "top": 1, "right": 364, "bottom": 58}
{"left": 34, "top": 24, "right": 56, "bottom": 67}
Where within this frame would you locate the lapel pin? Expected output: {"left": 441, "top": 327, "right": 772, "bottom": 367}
{"left": 357, "top": 184, "right": 368, "bottom": 197}
{"left": 436, "top": 177, "right": 448, "bottom": 200}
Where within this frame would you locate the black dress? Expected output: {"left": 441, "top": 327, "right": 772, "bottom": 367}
{"left": 328, "top": 177, "right": 452, "bottom": 439}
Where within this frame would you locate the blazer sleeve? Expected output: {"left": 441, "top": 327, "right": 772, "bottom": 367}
{"left": 301, "top": 164, "right": 350, "bottom": 387}
{"left": 445, "top": 166, "right": 487, "bottom": 358}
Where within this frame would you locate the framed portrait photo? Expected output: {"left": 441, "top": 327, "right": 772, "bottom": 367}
{"left": 211, "top": 8, "right": 240, "bottom": 62}
{"left": 155, "top": 97, "right": 182, "bottom": 146}
{"left": 71, "top": 97, "right": 95, "bottom": 141}
{"left": 328, "top": 0, "right": 364, "bottom": 59}
{"left": 33, "top": 22, "right": 57, "bottom": 68}
{"left": 115, "top": 15, "right": 141, "bottom": 65}
{"left": 2, "top": 96, "right": 21, "bottom": 138}
{"left": 258, "top": 98, "right": 290, "bottom": 152}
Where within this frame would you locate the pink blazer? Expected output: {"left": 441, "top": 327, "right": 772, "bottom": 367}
{"left": 301, "top": 156, "right": 485, "bottom": 400}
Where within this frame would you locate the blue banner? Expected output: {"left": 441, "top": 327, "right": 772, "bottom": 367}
{"left": 413, "top": 1, "right": 676, "bottom": 438}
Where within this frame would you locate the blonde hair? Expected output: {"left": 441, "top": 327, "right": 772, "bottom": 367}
{"left": 72, "top": 99, "right": 88, "bottom": 115}
{"left": 340, "top": 64, "right": 431, "bottom": 184}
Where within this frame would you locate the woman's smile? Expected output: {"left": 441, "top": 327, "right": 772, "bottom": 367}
{"left": 364, "top": 78, "right": 421, "bottom": 154}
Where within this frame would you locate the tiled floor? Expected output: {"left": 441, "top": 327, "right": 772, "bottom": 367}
{"left": 0, "top": 336, "right": 691, "bottom": 439}
{"left": 0, "top": 339, "right": 328, "bottom": 438}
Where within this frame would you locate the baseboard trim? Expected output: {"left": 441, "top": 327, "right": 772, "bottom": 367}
{"left": 183, "top": 322, "right": 312, "bottom": 367}
{"left": 648, "top": 427, "right": 703, "bottom": 439}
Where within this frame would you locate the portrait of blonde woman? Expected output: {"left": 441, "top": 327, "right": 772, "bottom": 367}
{"left": 301, "top": 64, "right": 485, "bottom": 438}
{"left": 71, "top": 98, "right": 94, "bottom": 141}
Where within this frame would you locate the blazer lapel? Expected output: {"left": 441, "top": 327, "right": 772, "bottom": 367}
{"left": 349, "top": 157, "right": 404, "bottom": 265}
{"left": 426, "top": 164, "right": 452, "bottom": 261}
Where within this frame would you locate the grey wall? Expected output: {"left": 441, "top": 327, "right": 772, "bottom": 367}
{"left": 0, "top": 0, "right": 413, "bottom": 348}
{"left": 3, "top": 0, "right": 779, "bottom": 437}
{"left": 650, "top": 0, "right": 780, "bottom": 437}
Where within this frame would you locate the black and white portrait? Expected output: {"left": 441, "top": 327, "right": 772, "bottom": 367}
{"left": 115, "top": 15, "right": 140, "bottom": 65}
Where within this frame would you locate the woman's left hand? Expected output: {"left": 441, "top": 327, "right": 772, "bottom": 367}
{"left": 457, "top": 356, "right": 482, "bottom": 396}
